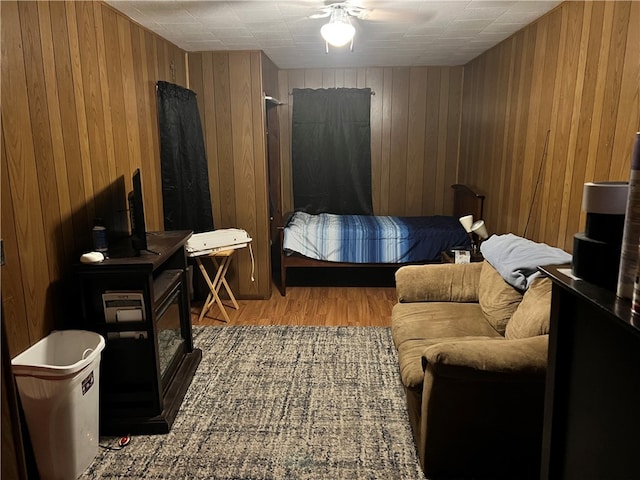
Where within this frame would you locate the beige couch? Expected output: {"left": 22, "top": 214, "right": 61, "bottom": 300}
{"left": 391, "top": 260, "right": 552, "bottom": 479}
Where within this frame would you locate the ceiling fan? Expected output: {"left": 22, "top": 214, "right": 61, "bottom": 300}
{"left": 309, "top": 2, "right": 359, "bottom": 51}
{"left": 309, "top": 2, "right": 368, "bottom": 21}
{"left": 309, "top": 1, "right": 409, "bottom": 22}
{"left": 308, "top": 1, "right": 422, "bottom": 52}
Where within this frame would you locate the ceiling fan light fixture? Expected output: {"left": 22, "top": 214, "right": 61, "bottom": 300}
{"left": 320, "top": 8, "right": 355, "bottom": 47}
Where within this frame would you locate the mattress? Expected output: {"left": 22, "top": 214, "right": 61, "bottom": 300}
{"left": 283, "top": 211, "right": 470, "bottom": 263}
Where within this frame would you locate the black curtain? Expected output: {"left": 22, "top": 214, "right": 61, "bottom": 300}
{"left": 156, "top": 81, "right": 214, "bottom": 233}
{"left": 292, "top": 88, "right": 373, "bottom": 215}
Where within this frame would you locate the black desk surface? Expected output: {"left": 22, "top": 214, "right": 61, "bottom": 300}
{"left": 540, "top": 263, "right": 640, "bottom": 335}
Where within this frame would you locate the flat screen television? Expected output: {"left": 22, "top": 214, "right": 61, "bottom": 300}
{"left": 128, "top": 168, "right": 148, "bottom": 254}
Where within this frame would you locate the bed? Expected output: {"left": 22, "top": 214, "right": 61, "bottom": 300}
{"left": 277, "top": 184, "right": 485, "bottom": 295}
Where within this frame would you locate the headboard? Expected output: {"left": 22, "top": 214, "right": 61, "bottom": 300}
{"left": 452, "top": 184, "right": 485, "bottom": 222}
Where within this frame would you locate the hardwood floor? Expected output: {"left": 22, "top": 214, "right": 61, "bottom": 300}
{"left": 191, "top": 282, "right": 397, "bottom": 327}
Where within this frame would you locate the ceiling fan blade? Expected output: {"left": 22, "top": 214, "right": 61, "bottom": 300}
{"left": 309, "top": 11, "right": 332, "bottom": 19}
{"left": 308, "top": 0, "right": 434, "bottom": 25}
{"left": 358, "top": 7, "right": 435, "bottom": 24}
{"left": 326, "top": 0, "right": 434, "bottom": 23}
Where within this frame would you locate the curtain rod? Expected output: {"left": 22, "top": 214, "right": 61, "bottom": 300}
{"left": 289, "top": 90, "right": 375, "bottom": 95}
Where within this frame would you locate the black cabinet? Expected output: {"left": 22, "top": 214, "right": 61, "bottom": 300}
{"left": 75, "top": 231, "right": 201, "bottom": 435}
{"left": 540, "top": 265, "right": 640, "bottom": 480}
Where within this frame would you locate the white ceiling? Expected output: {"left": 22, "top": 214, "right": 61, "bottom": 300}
{"left": 105, "top": 0, "right": 563, "bottom": 69}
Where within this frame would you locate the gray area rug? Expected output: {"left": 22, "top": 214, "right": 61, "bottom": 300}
{"left": 81, "top": 326, "right": 424, "bottom": 479}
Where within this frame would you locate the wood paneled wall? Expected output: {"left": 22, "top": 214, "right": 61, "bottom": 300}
{"left": 4, "top": 0, "right": 639, "bottom": 358}
{"left": 1, "top": 1, "right": 187, "bottom": 358}
{"left": 276, "top": 67, "right": 464, "bottom": 216}
{"left": 459, "top": 1, "right": 640, "bottom": 252}
{"left": 187, "top": 51, "right": 274, "bottom": 300}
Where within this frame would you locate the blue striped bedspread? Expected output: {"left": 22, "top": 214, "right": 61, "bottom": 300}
{"left": 283, "top": 211, "right": 471, "bottom": 263}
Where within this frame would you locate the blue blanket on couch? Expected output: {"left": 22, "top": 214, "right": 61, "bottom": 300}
{"left": 480, "top": 233, "right": 572, "bottom": 290}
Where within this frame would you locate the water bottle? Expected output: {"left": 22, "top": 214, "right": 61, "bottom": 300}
{"left": 92, "top": 218, "right": 109, "bottom": 256}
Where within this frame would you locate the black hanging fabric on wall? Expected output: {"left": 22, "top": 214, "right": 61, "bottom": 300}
{"left": 292, "top": 88, "right": 373, "bottom": 215}
{"left": 156, "top": 81, "right": 214, "bottom": 233}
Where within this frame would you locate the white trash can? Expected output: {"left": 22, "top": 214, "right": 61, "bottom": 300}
{"left": 11, "top": 330, "right": 105, "bottom": 480}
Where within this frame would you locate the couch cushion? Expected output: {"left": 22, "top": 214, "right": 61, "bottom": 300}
{"left": 505, "top": 276, "right": 552, "bottom": 340}
{"left": 395, "top": 263, "right": 482, "bottom": 303}
{"left": 391, "top": 302, "right": 502, "bottom": 387}
{"left": 478, "top": 261, "right": 523, "bottom": 335}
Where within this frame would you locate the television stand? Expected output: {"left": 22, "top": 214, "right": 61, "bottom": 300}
{"left": 137, "top": 248, "right": 161, "bottom": 256}
{"left": 75, "top": 230, "right": 201, "bottom": 435}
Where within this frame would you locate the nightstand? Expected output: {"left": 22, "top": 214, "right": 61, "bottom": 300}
{"left": 441, "top": 250, "right": 484, "bottom": 264}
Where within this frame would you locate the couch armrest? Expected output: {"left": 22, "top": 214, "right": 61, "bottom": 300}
{"left": 395, "top": 262, "right": 482, "bottom": 303}
{"left": 418, "top": 335, "right": 548, "bottom": 479}
{"left": 422, "top": 335, "right": 548, "bottom": 380}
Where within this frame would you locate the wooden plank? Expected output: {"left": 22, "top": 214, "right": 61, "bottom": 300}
{"left": 1, "top": 130, "right": 30, "bottom": 357}
{"left": 469, "top": 54, "right": 486, "bottom": 187}
{"left": 198, "top": 53, "right": 223, "bottom": 227}
{"left": 366, "top": 67, "right": 384, "bottom": 214}
{"left": 304, "top": 68, "right": 323, "bottom": 89}
{"left": 344, "top": 68, "right": 357, "bottom": 87}
{"left": 334, "top": 68, "right": 344, "bottom": 87}
{"left": 405, "top": 67, "right": 427, "bottom": 215}
{"left": 506, "top": 26, "right": 536, "bottom": 237}
{"left": 388, "top": 68, "right": 410, "bottom": 215}
{"left": 423, "top": 68, "right": 442, "bottom": 216}
{"left": 517, "top": 17, "right": 548, "bottom": 236}
{"left": 37, "top": 1, "right": 75, "bottom": 262}
{"left": 101, "top": 6, "right": 130, "bottom": 192}
{"left": 541, "top": 3, "right": 579, "bottom": 245}
{"left": 133, "top": 24, "right": 161, "bottom": 230}
{"left": 117, "top": 14, "right": 143, "bottom": 182}
{"left": 496, "top": 40, "right": 517, "bottom": 232}
{"left": 145, "top": 31, "right": 165, "bottom": 230}
{"left": 19, "top": 0, "right": 66, "bottom": 285}
{"left": 65, "top": 1, "right": 96, "bottom": 225}
{"left": 583, "top": 1, "right": 614, "bottom": 184}
{"left": 2, "top": 0, "right": 52, "bottom": 345}
{"left": 444, "top": 67, "right": 464, "bottom": 215}
{"left": 609, "top": 0, "right": 640, "bottom": 180}
{"left": 357, "top": 68, "right": 367, "bottom": 89}
{"left": 49, "top": 2, "right": 90, "bottom": 248}
{"left": 435, "top": 67, "right": 451, "bottom": 213}
{"left": 76, "top": 1, "right": 112, "bottom": 235}
{"left": 92, "top": 2, "right": 116, "bottom": 181}
{"left": 322, "top": 68, "right": 335, "bottom": 87}
{"left": 379, "top": 68, "right": 393, "bottom": 214}
{"left": 483, "top": 50, "right": 501, "bottom": 222}
{"left": 594, "top": 0, "right": 631, "bottom": 181}
{"left": 527, "top": 10, "right": 561, "bottom": 240}
{"left": 250, "top": 51, "right": 269, "bottom": 297}
{"left": 229, "top": 50, "right": 256, "bottom": 244}
{"left": 477, "top": 50, "right": 497, "bottom": 198}
{"left": 277, "top": 69, "right": 292, "bottom": 214}
{"left": 565, "top": 7, "right": 596, "bottom": 245}
{"left": 213, "top": 52, "right": 237, "bottom": 228}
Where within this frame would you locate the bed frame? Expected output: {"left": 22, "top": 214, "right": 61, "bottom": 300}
{"left": 277, "top": 184, "right": 485, "bottom": 295}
